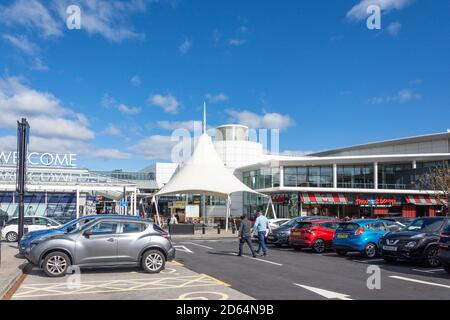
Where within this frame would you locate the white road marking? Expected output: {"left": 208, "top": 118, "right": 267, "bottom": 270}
{"left": 242, "top": 255, "right": 283, "bottom": 266}
{"left": 389, "top": 276, "right": 450, "bottom": 289}
{"left": 351, "top": 259, "right": 385, "bottom": 264}
{"left": 174, "top": 245, "right": 194, "bottom": 254}
{"left": 412, "top": 268, "right": 444, "bottom": 274}
{"left": 181, "top": 242, "right": 214, "bottom": 250}
{"left": 293, "top": 283, "right": 353, "bottom": 300}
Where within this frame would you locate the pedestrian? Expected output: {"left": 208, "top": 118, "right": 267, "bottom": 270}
{"left": 237, "top": 215, "right": 256, "bottom": 258}
{"left": 169, "top": 214, "right": 178, "bottom": 225}
{"left": 253, "top": 211, "right": 270, "bottom": 257}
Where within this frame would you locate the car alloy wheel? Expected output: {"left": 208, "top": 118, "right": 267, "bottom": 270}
{"left": 364, "top": 243, "right": 377, "bottom": 258}
{"left": 6, "top": 232, "right": 18, "bottom": 242}
{"left": 44, "top": 252, "right": 69, "bottom": 277}
{"left": 142, "top": 250, "right": 165, "bottom": 273}
{"left": 312, "top": 239, "right": 325, "bottom": 253}
{"left": 425, "top": 246, "right": 440, "bottom": 268}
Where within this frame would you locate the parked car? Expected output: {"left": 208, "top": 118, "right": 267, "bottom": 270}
{"left": 380, "top": 217, "right": 450, "bottom": 267}
{"left": 18, "top": 215, "right": 122, "bottom": 255}
{"left": 332, "top": 219, "right": 403, "bottom": 258}
{"left": 288, "top": 220, "right": 341, "bottom": 253}
{"left": 266, "top": 216, "right": 337, "bottom": 246}
{"left": 382, "top": 217, "right": 414, "bottom": 227}
{"left": 268, "top": 218, "right": 290, "bottom": 230}
{"left": 438, "top": 222, "right": 450, "bottom": 274}
{"left": 1, "top": 216, "right": 61, "bottom": 242}
{"left": 24, "top": 215, "right": 175, "bottom": 277}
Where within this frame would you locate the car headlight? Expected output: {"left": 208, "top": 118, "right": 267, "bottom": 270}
{"left": 405, "top": 241, "right": 417, "bottom": 249}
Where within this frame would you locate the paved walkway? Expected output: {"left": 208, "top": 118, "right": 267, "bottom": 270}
{"left": 171, "top": 229, "right": 239, "bottom": 240}
{"left": 0, "top": 241, "right": 28, "bottom": 299}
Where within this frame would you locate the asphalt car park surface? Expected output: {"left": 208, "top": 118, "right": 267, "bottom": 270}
{"left": 9, "top": 260, "right": 252, "bottom": 300}
{"left": 173, "top": 239, "right": 450, "bottom": 300}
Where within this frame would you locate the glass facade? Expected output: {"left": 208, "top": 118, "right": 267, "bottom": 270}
{"left": 0, "top": 192, "right": 76, "bottom": 223}
{"left": 283, "top": 166, "right": 333, "bottom": 188}
{"left": 337, "top": 165, "right": 374, "bottom": 189}
{"left": 378, "top": 163, "right": 413, "bottom": 189}
{"left": 243, "top": 168, "right": 280, "bottom": 190}
{"left": 93, "top": 170, "right": 154, "bottom": 181}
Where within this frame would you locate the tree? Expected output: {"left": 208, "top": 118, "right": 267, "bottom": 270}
{"left": 418, "top": 162, "right": 450, "bottom": 213}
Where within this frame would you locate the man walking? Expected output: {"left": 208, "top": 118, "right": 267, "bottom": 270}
{"left": 238, "top": 215, "right": 256, "bottom": 258}
{"left": 253, "top": 211, "right": 270, "bottom": 257}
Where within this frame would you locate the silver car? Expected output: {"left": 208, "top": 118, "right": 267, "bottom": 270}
{"left": 24, "top": 216, "right": 175, "bottom": 277}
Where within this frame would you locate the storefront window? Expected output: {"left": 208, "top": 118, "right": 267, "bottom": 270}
{"left": 283, "top": 166, "right": 333, "bottom": 188}
{"left": 243, "top": 168, "right": 280, "bottom": 189}
{"left": 378, "top": 163, "right": 413, "bottom": 189}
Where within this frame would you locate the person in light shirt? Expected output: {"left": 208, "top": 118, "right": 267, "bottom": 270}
{"left": 252, "top": 211, "right": 270, "bottom": 257}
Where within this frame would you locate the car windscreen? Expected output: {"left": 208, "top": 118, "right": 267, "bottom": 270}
{"left": 405, "top": 218, "right": 445, "bottom": 233}
{"left": 338, "top": 223, "right": 359, "bottom": 231}
{"left": 284, "top": 219, "right": 300, "bottom": 228}
{"left": 68, "top": 219, "right": 98, "bottom": 234}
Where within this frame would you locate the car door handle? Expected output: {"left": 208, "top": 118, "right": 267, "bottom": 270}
{"left": 107, "top": 238, "right": 115, "bottom": 242}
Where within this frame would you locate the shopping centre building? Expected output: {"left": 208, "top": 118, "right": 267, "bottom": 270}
{"left": 0, "top": 126, "right": 449, "bottom": 224}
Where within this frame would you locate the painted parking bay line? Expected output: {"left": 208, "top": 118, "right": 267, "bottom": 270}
{"left": 411, "top": 268, "right": 445, "bottom": 274}
{"left": 180, "top": 242, "right": 214, "bottom": 250}
{"left": 173, "top": 245, "right": 194, "bottom": 254}
{"left": 390, "top": 276, "right": 450, "bottom": 289}
{"left": 227, "top": 252, "right": 283, "bottom": 266}
{"left": 293, "top": 283, "right": 353, "bottom": 300}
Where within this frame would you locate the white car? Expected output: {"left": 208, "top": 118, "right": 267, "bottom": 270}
{"left": 268, "top": 218, "right": 291, "bottom": 230}
{"left": 1, "top": 216, "right": 61, "bottom": 242}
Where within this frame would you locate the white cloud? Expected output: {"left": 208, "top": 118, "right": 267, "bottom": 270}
{"left": 130, "top": 75, "right": 141, "bottom": 87}
{"left": 157, "top": 120, "right": 202, "bottom": 132}
{"left": 89, "top": 148, "right": 131, "bottom": 160}
{"left": 370, "top": 89, "right": 422, "bottom": 104}
{"left": 387, "top": 22, "right": 402, "bottom": 37}
{"left": 103, "top": 123, "right": 122, "bottom": 136}
{"left": 2, "top": 34, "right": 39, "bottom": 55}
{"left": 129, "top": 135, "right": 180, "bottom": 161}
{"left": 0, "top": 0, "right": 62, "bottom": 38}
{"left": 228, "top": 39, "right": 246, "bottom": 46}
{"left": 226, "top": 110, "right": 295, "bottom": 130}
{"left": 101, "top": 94, "right": 116, "bottom": 108}
{"left": 32, "top": 57, "right": 49, "bottom": 71}
{"left": 179, "top": 38, "right": 192, "bottom": 55}
{"left": 205, "top": 93, "right": 229, "bottom": 104}
{"left": 118, "top": 104, "right": 141, "bottom": 115}
{"left": 346, "top": 0, "right": 413, "bottom": 21}
{"left": 148, "top": 94, "right": 180, "bottom": 114}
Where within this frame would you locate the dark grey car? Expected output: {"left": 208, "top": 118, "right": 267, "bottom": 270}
{"left": 24, "top": 216, "right": 175, "bottom": 277}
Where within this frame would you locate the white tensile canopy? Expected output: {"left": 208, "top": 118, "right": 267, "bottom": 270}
{"left": 152, "top": 106, "right": 276, "bottom": 231}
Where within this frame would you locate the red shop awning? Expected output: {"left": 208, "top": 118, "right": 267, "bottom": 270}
{"left": 300, "top": 193, "right": 348, "bottom": 205}
{"left": 405, "top": 195, "right": 440, "bottom": 206}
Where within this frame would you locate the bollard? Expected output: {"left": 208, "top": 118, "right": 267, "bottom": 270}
{"left": 217, "top": 224, "right": 221, "bottom": 234}
{"left": 202, "top": 224, "right": 206, "bottom": 235}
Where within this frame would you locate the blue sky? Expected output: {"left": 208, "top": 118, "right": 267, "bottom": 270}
{"left": 0, "top": 0, "right": 449, "bottom": 171}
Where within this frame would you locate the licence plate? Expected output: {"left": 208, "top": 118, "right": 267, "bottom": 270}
{"left": 383, "top": 245, "right": 398, "bottom": 251}
{"left": 337, "top": 233, "right": 348, "bottom": 239}
{"left": 291, "top": 232, "right": 301, "bottom": 236}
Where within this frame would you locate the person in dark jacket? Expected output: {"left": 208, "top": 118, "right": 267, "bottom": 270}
{"left": 238, "top": 215, "right": 256, "bottom": 258}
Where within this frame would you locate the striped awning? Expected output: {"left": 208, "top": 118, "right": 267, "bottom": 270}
{"left": 300, "top": 193, "right": 348, "bottom": 204}
{"left": 405, "top": 195, "right": 440, "bottom": 206}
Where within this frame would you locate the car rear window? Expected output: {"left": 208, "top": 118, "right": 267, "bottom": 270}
{"left": 405, "top": 218, "right": 445, "bottom": 233}
{"left": 338, "top": 223, "right": 359, "bottom": 231}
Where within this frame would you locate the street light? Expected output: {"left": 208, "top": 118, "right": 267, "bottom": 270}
{"left": 16, "top": 118, "right": 30, "bottom": 241}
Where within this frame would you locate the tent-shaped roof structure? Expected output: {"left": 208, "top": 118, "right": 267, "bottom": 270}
{"left": 154, "top": 132, "right": 263, "bottom": 198}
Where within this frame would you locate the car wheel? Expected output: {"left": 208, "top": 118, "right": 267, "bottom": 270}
{"left": 423, "top": 246, "right": 440, "bottom": 268}
{"left": 443, "top": 263, "right": 450, "bottom": 274}
{"left": 43, "top": 252, "right": 70, "bottom": 277}
{"left": 383, "top": 256, "right": 398, "bottom": 264}
{"left": 363, "top": 243, "right": 378, "bottom": 258}
{"left": 312, "top": 239, "right": 326, "bottom": 253}
{"left": 142, "top": 249, "right": 166, "bottom": 273}
{"left": 336, "top": 250, "right": 347, "bottom": 256}
{"left": 5, "top": 231, "right": 18, "bottom": 242}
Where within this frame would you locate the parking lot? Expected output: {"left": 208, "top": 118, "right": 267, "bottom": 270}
{"left": 172, "top": 239, "right": 450, "bottom": 300}
{"left": 8, "top": 259, "right": 252, "bottom": 300}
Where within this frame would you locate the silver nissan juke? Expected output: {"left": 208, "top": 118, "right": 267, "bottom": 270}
{"left": 24, "top": 215, "right": 175, "bottom": 277}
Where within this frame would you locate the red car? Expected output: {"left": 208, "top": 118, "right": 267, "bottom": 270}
{"left": 288, "top": 220, "right": 341, "bottom": 253}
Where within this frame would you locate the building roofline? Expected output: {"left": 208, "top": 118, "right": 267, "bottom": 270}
{"left": 309, "top": 131, "right": 450, "bottom": 156}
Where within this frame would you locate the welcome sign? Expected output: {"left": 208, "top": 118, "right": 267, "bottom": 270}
{"left": 0, "top": 151, "right": 77, "bottom": 167}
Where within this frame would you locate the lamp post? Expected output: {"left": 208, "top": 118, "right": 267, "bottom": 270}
{"left": 16, "top": 118, "right": 30, "bottom": 242}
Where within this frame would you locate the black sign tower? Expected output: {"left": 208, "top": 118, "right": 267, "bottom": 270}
{"left": 16, "top": 118, "right": 30, "bottom": 241}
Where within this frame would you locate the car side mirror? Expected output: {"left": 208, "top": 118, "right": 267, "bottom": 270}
{"left": 83, "top": 230, "right": 93, "bottom": 238}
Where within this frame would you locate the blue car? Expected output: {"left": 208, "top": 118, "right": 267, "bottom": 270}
{"left": 332, "top": 219, "right": 403, "bottom": 258}
{"left": 18, "top": 214, "right": 121, "bottom": 255}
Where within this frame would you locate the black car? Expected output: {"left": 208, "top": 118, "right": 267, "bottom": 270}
{"left": 380, "top": 217, "right": 450, "bottom": 267}
{"left": 438, "top": 221, "right": 450, "bottom": 274}
{"left": 266, "top": 216, "right": 337, "bottom": 246}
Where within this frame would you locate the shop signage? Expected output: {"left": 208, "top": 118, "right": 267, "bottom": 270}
{"left": 271, "top": 194, "right": 289, "bottom": 204}
{"left": 0, "top": 151, "right": 77, "bottom": 167}
{"left": 355, "top": 195, "right": 397, "bottom": 207}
